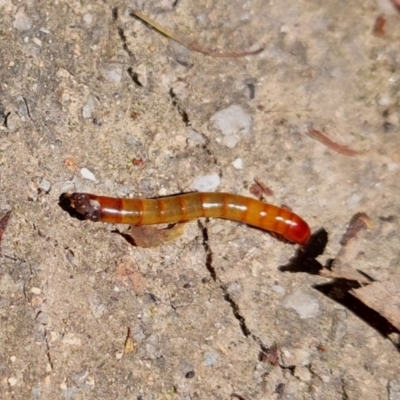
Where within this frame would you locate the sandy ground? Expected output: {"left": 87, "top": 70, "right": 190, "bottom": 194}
{"left": 1, "top": 0, "right": 400, "bottom": 399}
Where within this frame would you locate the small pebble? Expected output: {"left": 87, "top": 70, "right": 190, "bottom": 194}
{"left": 85, "top": 376, "right": 95, "bottom": 387}
{"left": 82, "top": 95, "right": 96, "bottom": 119}
{"left": 83, "top": 13, "right": 93, "bottom": 25}
{"left": 387, "top": 163, "right": 400, "bottom": 172}
{"left": 32, "top": 37, "right": 42, "bottom": 47}
{"left": 281, "top": 348, "right": 310, "bottom": 366}
{"left": 231, "top": 158, "right": 243, "bottom": 169}
{"left": 13, "top": 7, "right": 32, "bottom": 31}
{"left": 30, "top": 287, "right": 42, "bottom": 295}
{"left": 209, "top": 104, "right": 252, "bottom": 148}
{"left": 101, "top": 63, "right": 123, "bottom": 83}
{"left": 39, "top": 178, "right": 51, "bottom": 193}
{"left": 187, "top": 130, "right": 206, "bottom": 145}
{"left": 204, "top": 351, "right": 218, "bottom": 367}
{"left": 8, "top": 377, "right": 17, "bottom": 387}
{"left": 36, "top": 311, "right": 48, "bottom": 325}
{"left": 377, "top": 93, "right": 392, "bottom": 107}
{"left": 192, "top": 174, "right": 220, "bottom": 192}
{"left": 80, "top": 167, "right": 96, "bottom": 181}
{"left": 89, "top": 300, "right": 107, "bottom": 318}
{"left": 131, "top": 64, "right": 148, "bottom": 87}
{"left": 9, "top": 356, "right": 16, "bottom": 363}
{"left": 283, "top": 289, "right": 319, "bottom": 318}
{"left": 294, "top": 366, "right": 312, "bottom": 382}
{"left": 227, "top": 282, "right": 242, "bottom": 295}
{"left": 4, "top": 112, "right": 19, "bottom": 132}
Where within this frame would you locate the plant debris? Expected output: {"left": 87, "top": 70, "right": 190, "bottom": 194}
{"left": 306, "top": 125, "right": 364, "bottom": 156}
{"left": 131, "top": 10, "right": 264, "bottom": 58}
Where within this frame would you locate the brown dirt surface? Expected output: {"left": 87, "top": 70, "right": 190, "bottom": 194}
{"left": 1, "top": 0, "right": 400, "bottom": 399}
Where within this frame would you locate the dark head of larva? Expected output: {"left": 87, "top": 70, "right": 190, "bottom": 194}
{"left": 69, "top": 193, "right": 101, "bottom": 222}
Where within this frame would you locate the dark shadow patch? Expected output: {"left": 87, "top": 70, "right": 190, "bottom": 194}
{"left": 127, "top": 67, "right": 142, "bottom": 86}
{"left": 314, "top": 280, "right": 400, "bottom": 344}
{"left": 278, "top": 228, "right": 328, "bottom": 274}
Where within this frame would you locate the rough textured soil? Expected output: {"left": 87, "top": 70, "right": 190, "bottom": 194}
{"left": 1, "top": 0, "right": 400, "bottom": 399}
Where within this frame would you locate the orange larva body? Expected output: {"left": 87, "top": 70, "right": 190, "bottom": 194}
{"left": 68, "top": 192, "right": 311, "bottom": 245}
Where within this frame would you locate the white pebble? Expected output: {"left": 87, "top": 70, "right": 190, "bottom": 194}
{"left": 387, "top": 162, "right": 400, "bottom": 172}
{"left": 101, "top": 63, "right": 123, "bottom": 83}
{"left": 192, "top": 174, "right": 220, "bottom": 192}
{"left": 30, "top": 287, "right": 42, "bottom": 295}
{"left": 222, "top": 135, "right": 240, "bottom": 148}
{"left": 294, "top": 366, "right": 312, "bottom": 382}
{"left": 187, "top": 130, "right": 206, "bottom": 145}
{"left": 80, "top": 167, "right": 97, "bottom": 181}
{"left": 32, "top": 37, "right": 42, "bottom": 47}
{"left": 8, "top": 377, "right": 17, "bottom": 387}
{"left": 321, "top": 375, "right": 330, "bottom": 383}
{"left": 9, "top": 356, "right": 16, "bottom": 363}
{"left": 39, "top": 178, "right": 51, "bottom": 193}
{"left": 209, "top": 104, "right": 252, "bottom": 148}
{"left": 83, "top": 13, "right": 93, "bottom": 25}
{"left": 82, "top": 95, "right": 96, "bottom": 119}
{"left": 13, "top": 7, "right": 32, "bottom": 31}
{"left": 283, "top": 289, "right": 319, "bottom": 318}
{"left": 85, "top": 376, "right": 95, "bottom": 387}
{"left": 377, "top": 93, "right": 392, "bottom": 106}
{"left": 231, "top": 158, "right": 243, "bottom": 169}
{"left": 281, "top": 348, "right": 311, "bottom": 366}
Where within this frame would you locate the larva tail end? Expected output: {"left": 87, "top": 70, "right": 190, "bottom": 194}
{"left": 287, "top": 217, "right": 311, "bottom": 246}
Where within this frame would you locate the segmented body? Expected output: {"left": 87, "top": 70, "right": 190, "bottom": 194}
{"left": 68, "top": 192, "right": 311, "bottom": 245}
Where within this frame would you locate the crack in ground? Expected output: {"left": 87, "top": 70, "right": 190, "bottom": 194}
{"left": 198, "top": 220, "right": 271, "bottom": 349}
{"left": 340, "top": 377, "right": 350, "bottom": 400}
{"left": 44, "top": 327, "right": 54, "bottom": 370}
{"left": 169, "top": 88, "right": 190, "bottom": 126}
{"left": 112, "top": 8, "right": 136, "bottom": 61}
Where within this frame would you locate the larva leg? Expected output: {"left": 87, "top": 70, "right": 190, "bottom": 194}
{"left": 123, "top": 222, "right": 188, "bottom": 248}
